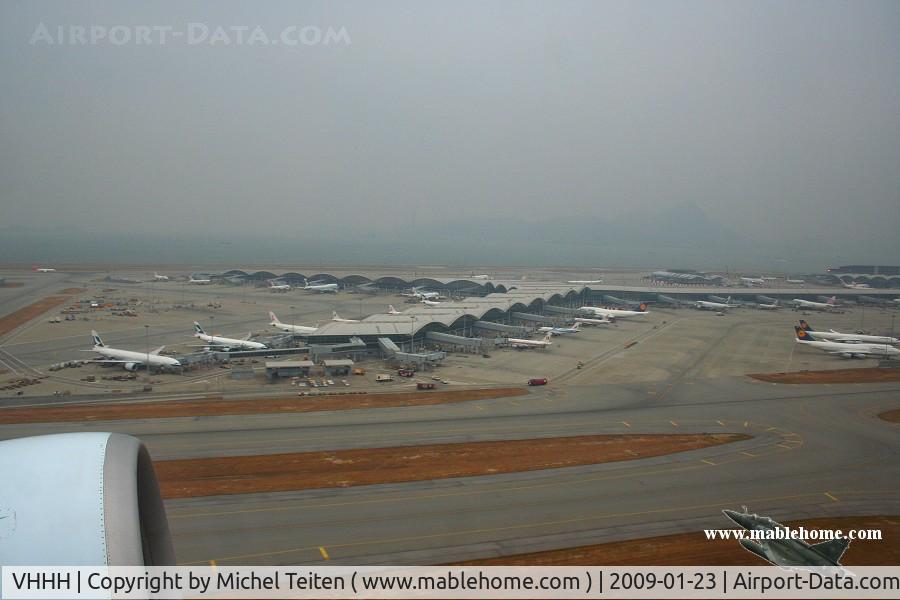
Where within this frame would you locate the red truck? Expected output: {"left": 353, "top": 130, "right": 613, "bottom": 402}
{"left": 527, "top": 378, "right": 548, "bottom": 386}
{"left": 417, "top": 382, "right": 436, "bottom": 390}
{"left": 398, "top": 369, "right": 415, "bottom": 377}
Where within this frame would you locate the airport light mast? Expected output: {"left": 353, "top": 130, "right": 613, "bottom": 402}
{"left": 144, "top": 325, "right": 150, "bottom": 375}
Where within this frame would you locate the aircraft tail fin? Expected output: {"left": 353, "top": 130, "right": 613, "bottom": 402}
{"left": 799, "top": 320, "right": 814, "bottom": 331}
{"left": 151, "top": 345, "right": 166, "bottom": 355}
{"left": 193, "top": 321, "right": 205, "bottom": 335}
{"left": 827, "top": 296, "right": 837, "bottom": 305}
{"left": 811, "top": 538, "right": 851, "bottom": 564}
{"left": 333, "top": 311, "right": 340, "bottom": 320}
{"left": 543, "top": 332, "right": 554, "bottom": 343}
{"left": 638, "top": 302, "right": 648, "bottom": 312}
{"left": 91, "top": 330, "right": 104, "bottom": 347}
{"left": 269, "top": 311, "right": 281, "bottom": 323}
{"left": 795, "top": 325, "right": 817, "bottom": 341}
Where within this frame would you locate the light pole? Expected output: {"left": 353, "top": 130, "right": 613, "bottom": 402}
{"left": 290, "top": 306, "right": 296, "bottom": 348}
{"left": 144, "top": 325, "right": 150, "bottom": 375}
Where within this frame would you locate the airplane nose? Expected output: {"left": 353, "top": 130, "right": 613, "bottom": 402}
{"left": 723, "top": 509, "right": 749, "bottom": 527}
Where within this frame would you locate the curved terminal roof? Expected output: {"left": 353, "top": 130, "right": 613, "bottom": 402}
{"left": 212, "top": 270, "right": 527, "bottom": 294}
{"left": 308, "top": 284, "right": 588, "bottom": 339}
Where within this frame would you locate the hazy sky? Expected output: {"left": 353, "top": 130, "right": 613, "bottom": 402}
{"left": 1, "top": 1, "right": 898, "bottom": 264}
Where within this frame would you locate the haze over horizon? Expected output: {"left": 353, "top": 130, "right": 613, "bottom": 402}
{"left": 2, "top": 1, "right": 898, "bottom": 270}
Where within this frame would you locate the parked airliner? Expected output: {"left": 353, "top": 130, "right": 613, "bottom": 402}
{"left": 580, "top": 304, "right": 649, "bottom": 319}
{"left": 193, "top": 322, "right": 266, "bottom": 350}
{"left": 507, "top": 332, "right": 554, "bottom": 349}
{"left": 332, "top": 311, "right": 360, "bottom": 323}
{"left": 573, "top": 316, "right": 613, "bottom": 326}
{"left": 387, "top": 305, "right": 401, "bottom": 315}
{"left": 799, "top": 320, "right": 899, "bottom": 345}
{"left": 188, "top": 276, "right": 212, "bottom": 284}
{"left": 83, "top": 331, "right": 180, "bottom": 371}
{"left": 538, "top": 323, "right": 581, "bottom": 335}
{"left": 302, "top": 279, "right": 338, "bottom": 293}
{"left": 696, "top": 297, "right": 733, "bottom": 311}
{"left": 32, "top": 267, "right": 56, "bottom": 273}
{"left": 794, "top": 327, "right": 900, "bottom": 359}
{"left": 268, "top": 281, "right": 291, "bottom": 292}
{"left": 268, "top": 312, "right": 317, "bottom": 334}
{"left": 793, "top": 297, "right": 838, "bottom": 311}
{"left": 153, "top": 272, "right": 169, "bottom": 281}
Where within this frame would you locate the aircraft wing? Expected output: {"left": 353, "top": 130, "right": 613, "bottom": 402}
{"left": 810, "top": 539, "right": 851, "bottom": 564}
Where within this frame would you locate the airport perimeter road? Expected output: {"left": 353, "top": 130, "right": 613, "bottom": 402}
{"left": 8, "top": 376, "right": 895, "bottom": 565}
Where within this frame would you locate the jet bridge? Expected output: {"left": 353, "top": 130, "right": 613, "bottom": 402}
{"left": 378, "top": 337, "right": 402, "bottom": 356}
{"left": 510, "top": 312, "right": 560, "bottom": 325}
{"left": 471, "top": 321, "right": 529, "bottom": 336}
{"left": 378, "top": 337, "right": 446, "bottom": 367}
{"left": 543, "top": 305, "right": 587, "bottom": 317}
{"left": 424, "top": 331, "right": 484, "bottom": 351}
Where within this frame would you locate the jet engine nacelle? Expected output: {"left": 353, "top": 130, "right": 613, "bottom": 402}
{"left": 739, "top": 539, "right": 771, "bottom": 563}
{"left": 124, "top": 361, "right": 139, "bottom": 371}
{"left": 0, "top": 432, "right": 174, "bottom": 565}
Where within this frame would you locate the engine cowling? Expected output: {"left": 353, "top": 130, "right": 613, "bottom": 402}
{"left": 124, "top": 361, "right": 139, "bottom": 371}
{"left": 0, "top": 432, "right": 175, "bottom": 565}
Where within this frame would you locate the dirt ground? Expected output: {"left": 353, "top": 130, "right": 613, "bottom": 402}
{"left": 749, "top": 368, "right": 900, "bottom": 384}
{"left": 155, "top": 433, "right": 747, "bottom": 499}
{"left": 0, "top": 288, "right": 83, "bottom": 338}
{"left": 460, "top": 516, "right": 900, "bottom": 566}
{"left": 879, "top": 409, "right": 900, "bottom": 423}
{"left": 0, "top": 387, "right": 527, "bottom": 424}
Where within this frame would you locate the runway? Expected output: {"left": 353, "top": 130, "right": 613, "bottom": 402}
{"left": 5, "top": 376, "right": 898, "bottom": 565}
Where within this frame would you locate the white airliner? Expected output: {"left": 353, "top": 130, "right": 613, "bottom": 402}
{"left": 193, "top": 322, "right": 266, "bottom": 350}
{"left": 32, "top": 267, "right": 56, "bottom": 273}
{"left": 793, "top": 297, "right": 838, "bottom": 311}
{"left": 188, "top": 276, "right": 212, "bottom": 285}
{"left": 842, "top": 282, "right": 872, "bottom": 290}
{"left": 421, "top": 299, "right": 443, "bottom": 307}
{"left": 567, "top": 279, "right": 603, "bottom": 284}
{"left": 332, "top": 311, "right": 360, "bottom": 323}
{"left": 798, "top": 320, "right": 899, "bottom": 345}
{"left": 507, "top": 332, "right": 554, "bottom": 349}
{"left": 794, "top": 327, "right": 900, "bottom": 359}
{"left": 785, "top": 278, "right": 805, "bottom": 284}
{"left": 268, "top": 311, "right": 317, "bottom": 334}
{"left": 573, "top": 316, "right": 613, "bottom": 326}
{"left": 83, "top": 330, "right": 180, "bottom": 371}
{"left": 300, "top": 278, "right": 338, "bottom": 293}
{"left": 387, "top": 305, "right": 401, "bottom": 315}
{"left": 404, "top": 287, "right": 441, "bottom": 300}
{"left": 758, "top": 300, "right": 780, "bottom": 310}
{"left": 581, "top": 304, "right": 650, "bottom": 319}
{"left": 740, "top": 277, "right": 766, "bottom": 287}
{"left": 268, "top": 281, "right": 291, "bottom": 292}
{"left": 471, "top": 274, "right": 490, "bottom": 280}
{"left": 538, "top": 322, "right": 581, "bottom": 335}
{"left": 153, "top": 272, "right": 169, "bottom": 281}
{"left": 696, "top": 297, "right": 733, "bottom": 311}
